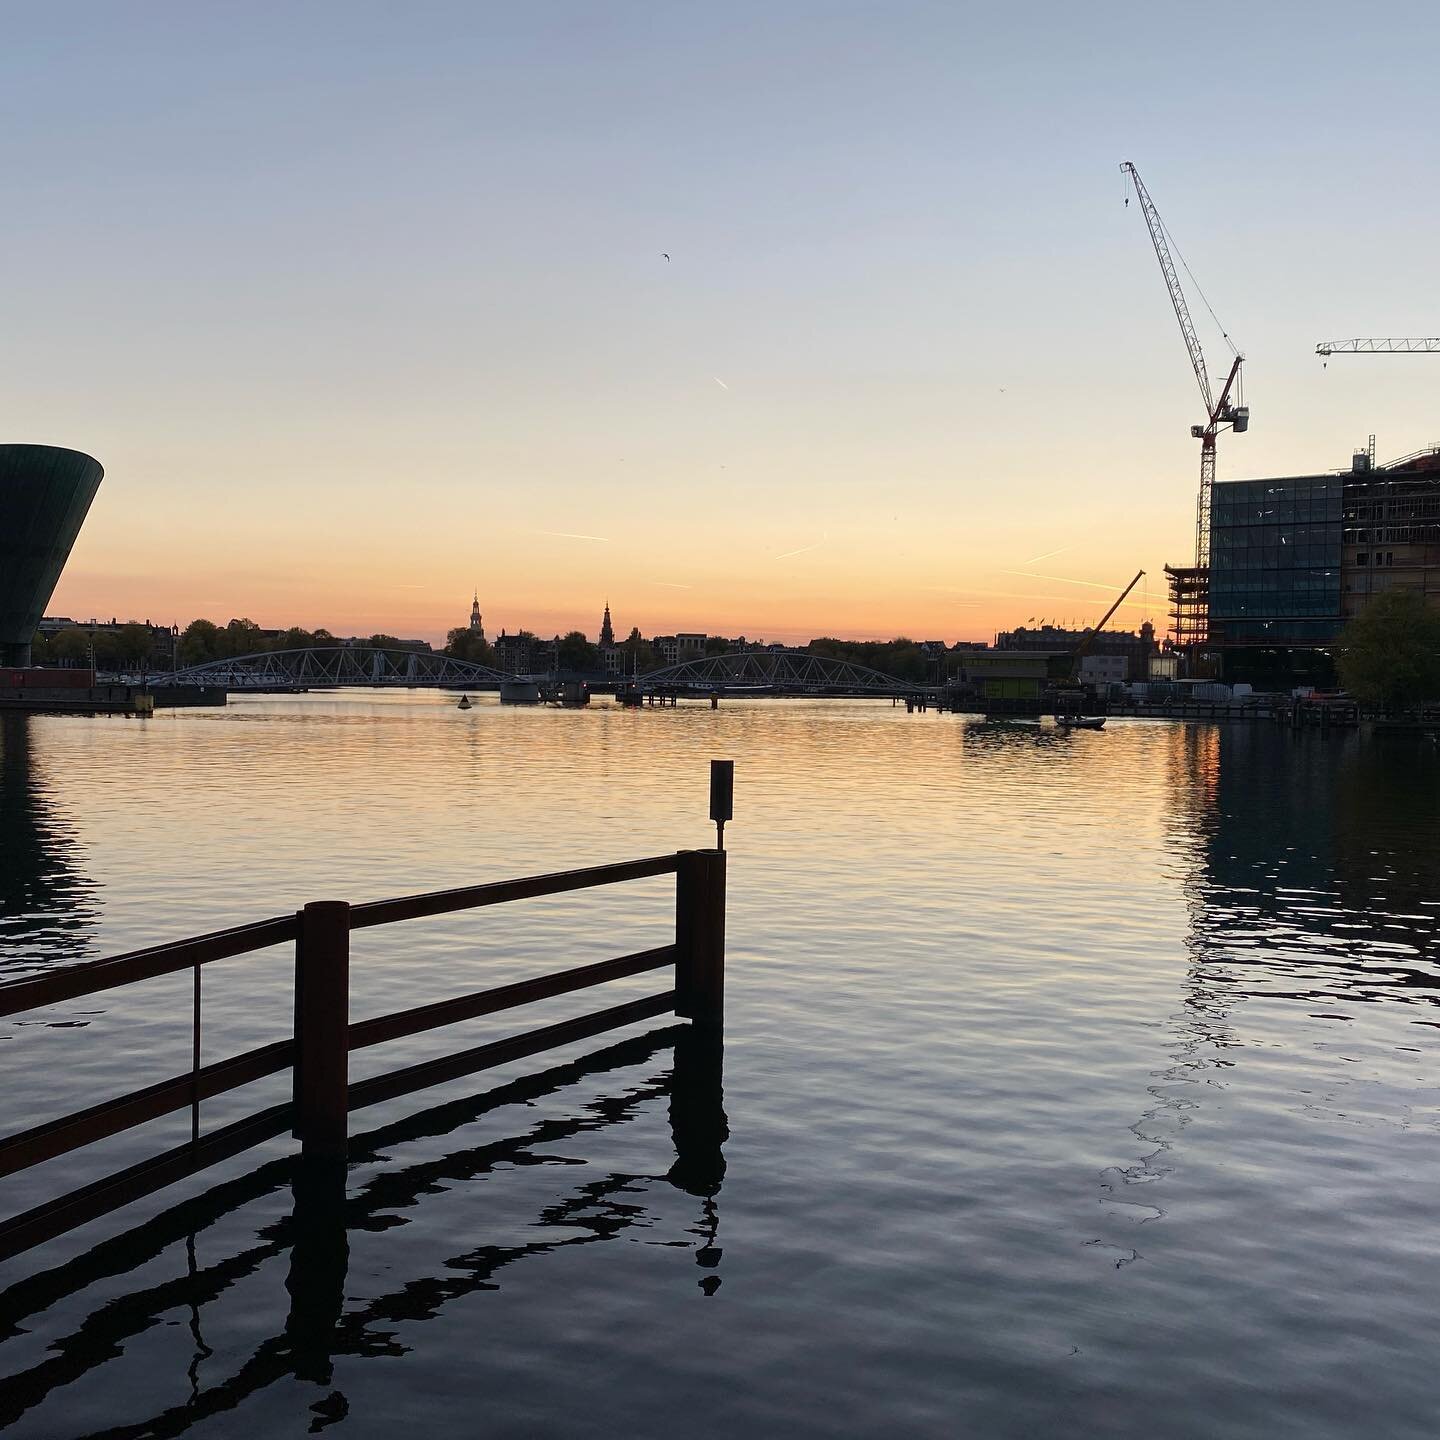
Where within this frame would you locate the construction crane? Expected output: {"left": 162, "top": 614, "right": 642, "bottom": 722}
{"left": 1070, "top": 569, "right": 1145, "bottom": 680}
{"left": 1317, "top": 338, "right": 1440, "bottom": 359}
{"left": 1120, "top": 163, "right": 1249, "bottom": 584}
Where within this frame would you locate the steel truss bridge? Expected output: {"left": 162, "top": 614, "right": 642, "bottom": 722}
{"left": 636, "top": 649, "right": 923, "bottom": 697}
{"left": 145, "top": 645, "right": 923, "bottom": 699}
{"left": 148, "top": 647, "right": 508, "bottom": 690}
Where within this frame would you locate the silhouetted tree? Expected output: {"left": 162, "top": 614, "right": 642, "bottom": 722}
{"left": 116, "top": 623, "right": 155, "bottom": 668}
{"left": 1337, "top": 591, "right": 1440, "bottom": 712}
{"left": 444, "top": 627, "right": 497, "bottom": 667}
{"left": 807, "top": 637, "right": 925, "bottom": 683}
{"left": 49, "top": 628, "right": 91, "bottom": 665}
{"left": 273, "top": 626, "right": 321, "bottom": 651}
{"left": 621, "top": 627, "right": 657, "bottom": 674}
{"left": 223, "top": 618, "right": 264, "bottom": 657}
{"left": 179, "top": 619, "right": 222, "bottom": 665}
{"left": 557, "top": 630, "right": 600, "bottom": 673}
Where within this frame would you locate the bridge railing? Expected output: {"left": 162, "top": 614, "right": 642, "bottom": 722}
{"left": 0, "top": 849, "right": 725, "bottom": 1259}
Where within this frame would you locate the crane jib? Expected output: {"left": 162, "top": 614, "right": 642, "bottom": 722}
{"left": 1120, "top": 160, "right": 1248, "bottom": 574}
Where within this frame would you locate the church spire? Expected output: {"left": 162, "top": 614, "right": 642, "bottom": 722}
{"left": 600, "top": 600, "right": 615, "bottom": 647}
{"left": 469, "top": 590, "right": 484, "bottom": 642}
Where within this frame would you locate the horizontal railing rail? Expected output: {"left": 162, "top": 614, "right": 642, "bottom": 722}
{"left": 0, "top": 915, "right": 300, "bottom": 1017}
{"left": 347, "top": 944, "right": 677, "bottom": 1052}
{"left": 349, "top": 854, "right": 682, "bottom": 929}
{"left": 0, "top": 843, "right": 726, "bottom": 1261}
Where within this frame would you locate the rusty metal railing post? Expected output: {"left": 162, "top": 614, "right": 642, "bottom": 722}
{"left": 675, "top": 849, "right": 725, "bottom": 1030}
{"left": 294, "top": 901, "right": 351, "bottom": 1162}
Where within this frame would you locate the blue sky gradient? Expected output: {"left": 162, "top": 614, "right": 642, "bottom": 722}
{"left": 5, "top": 2, "right": 1436, "bottom": 640}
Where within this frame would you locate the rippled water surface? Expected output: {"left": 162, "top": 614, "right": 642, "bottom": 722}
{"left": 2, "top": 697, "right": 1438, "bottom": 1438}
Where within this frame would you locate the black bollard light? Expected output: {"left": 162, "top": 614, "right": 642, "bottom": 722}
{"left": 709, "top": 759, "right": 733, "bottom": 850}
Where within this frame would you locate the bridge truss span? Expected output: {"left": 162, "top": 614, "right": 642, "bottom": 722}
{"left": 638, "top": 648, "right": 922, "bottom": 697}
{"left": 149, "top": 647, "right": 508, "bottom": 690}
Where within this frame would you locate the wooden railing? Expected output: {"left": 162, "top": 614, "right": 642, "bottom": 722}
{"left": 0, "top": 848, "right": 725, "bottom": 1259}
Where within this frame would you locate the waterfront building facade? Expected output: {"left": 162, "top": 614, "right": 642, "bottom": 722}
{"left": 1206, "top": 445, "right": 1440, "bottom": 680}
{"left": 994, "top": 621, "right": 1158, "bottom": 680}
{"left": 1207, "top": 474, "right": 1345, "bottom": 649}
{"left": 493, "top": 630, "right": 557, "bottom": 676}
{"left": 37, "top": 616, "right": 180, "bottom": 670}
{"left": 1079, "top": 653, "right": 1128, "bottom": 688}
{"left": 652, "top": 633, "right": 706, "bottom": 667}
{"left": 1341, "top": 448, "right": 1440, "bottom": 619}
{"left": 958, "top": 650, "right": 1060, "bottom": 701}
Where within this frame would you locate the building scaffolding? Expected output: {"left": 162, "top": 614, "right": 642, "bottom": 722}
{"left": 1165, "top": 564, "right": 1209, "bottom": 651}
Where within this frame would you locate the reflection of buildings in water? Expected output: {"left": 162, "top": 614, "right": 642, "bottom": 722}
{"left": 1188, "top": 725, "right": 1440, "bottom": 1008}
{"left": 0, "top": 1024, "right": 727, "bottom": 1434}
{"left": 0, "top": 714, "right": 98, "bottom": 970}
{"left": 1099, "top": 724, "right": 1440, "bottom": 1239}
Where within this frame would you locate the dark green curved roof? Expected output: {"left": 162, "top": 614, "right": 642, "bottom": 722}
{"left": 0, "top": 445, "right": 104, "bottom": 649}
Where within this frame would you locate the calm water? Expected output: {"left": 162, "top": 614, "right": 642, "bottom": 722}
{"left": 1, "top": 696, "right": 1438, "bottom": 1438}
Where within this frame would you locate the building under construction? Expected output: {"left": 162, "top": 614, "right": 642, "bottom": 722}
{"left": 1191, "top": 441, "right": 1440, "bottom": 682}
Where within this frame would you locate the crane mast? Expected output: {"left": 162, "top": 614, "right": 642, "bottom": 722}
{"left": 1121, "top": 163, "right": 1249, "bottom": 644}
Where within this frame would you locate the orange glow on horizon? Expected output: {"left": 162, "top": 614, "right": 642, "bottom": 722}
{"left": 47, "top": 562, "right": 1165, "bottom": 649}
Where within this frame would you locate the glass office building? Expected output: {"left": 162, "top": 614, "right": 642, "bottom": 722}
{"left": 1208, "top": 475, "right": 1344, "bottom": 646}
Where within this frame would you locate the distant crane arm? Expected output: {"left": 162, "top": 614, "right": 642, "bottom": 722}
{"left": 1316, "top": 338, "right": 1440, "bottom": 356}
{"left": 1121, "top": 162, "right": 1214, "bottom": 415}
{"left": 1072, "top": 570, "right": 1146, "bottom": 664}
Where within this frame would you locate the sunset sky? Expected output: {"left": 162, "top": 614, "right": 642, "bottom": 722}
{"left": 7, "top": 1, "right": 1438, "bottom": 645}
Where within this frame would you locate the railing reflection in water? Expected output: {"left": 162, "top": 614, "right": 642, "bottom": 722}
{"left": 0, "top": 1023, "right": 727, "bottom": 1434}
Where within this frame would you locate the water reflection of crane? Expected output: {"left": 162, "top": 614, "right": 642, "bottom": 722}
{"left": 1092, "top": 726, "right": 1234, "bottom": 1247}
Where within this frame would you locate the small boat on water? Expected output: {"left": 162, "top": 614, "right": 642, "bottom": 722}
{"left": 1056, "top": 714, "right": 1105, "bottom": 731}
{"left": 456, "top": 694, "right": 473, "bottom": 710}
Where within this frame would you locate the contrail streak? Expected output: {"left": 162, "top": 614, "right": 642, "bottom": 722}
{"left": 644, "top": 580, "right": 693, "bottom": 589}
{"left": 970, "top": 588, "right": 1152, "bottom": 610}
{"left": 713, "top": 377, "right": 729, "bottom": 390}
{"left": 1022, "top": 545, "right": 1071, "bottom": 565}
{"left": 997, "top": 569, "right": 1130, "bottom": 593}
{"left": 774, "top": 532, "right": 828, "bottom": 560}
{"left": 534, "top": 530, "right": 611, "bottom": 543}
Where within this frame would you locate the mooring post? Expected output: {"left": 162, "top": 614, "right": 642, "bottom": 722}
{"left": 675, "top": 849, "right": 726, "bottom": 1029}
{"left": 294, "top": 900, "right": 351, "bottom": 1162}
